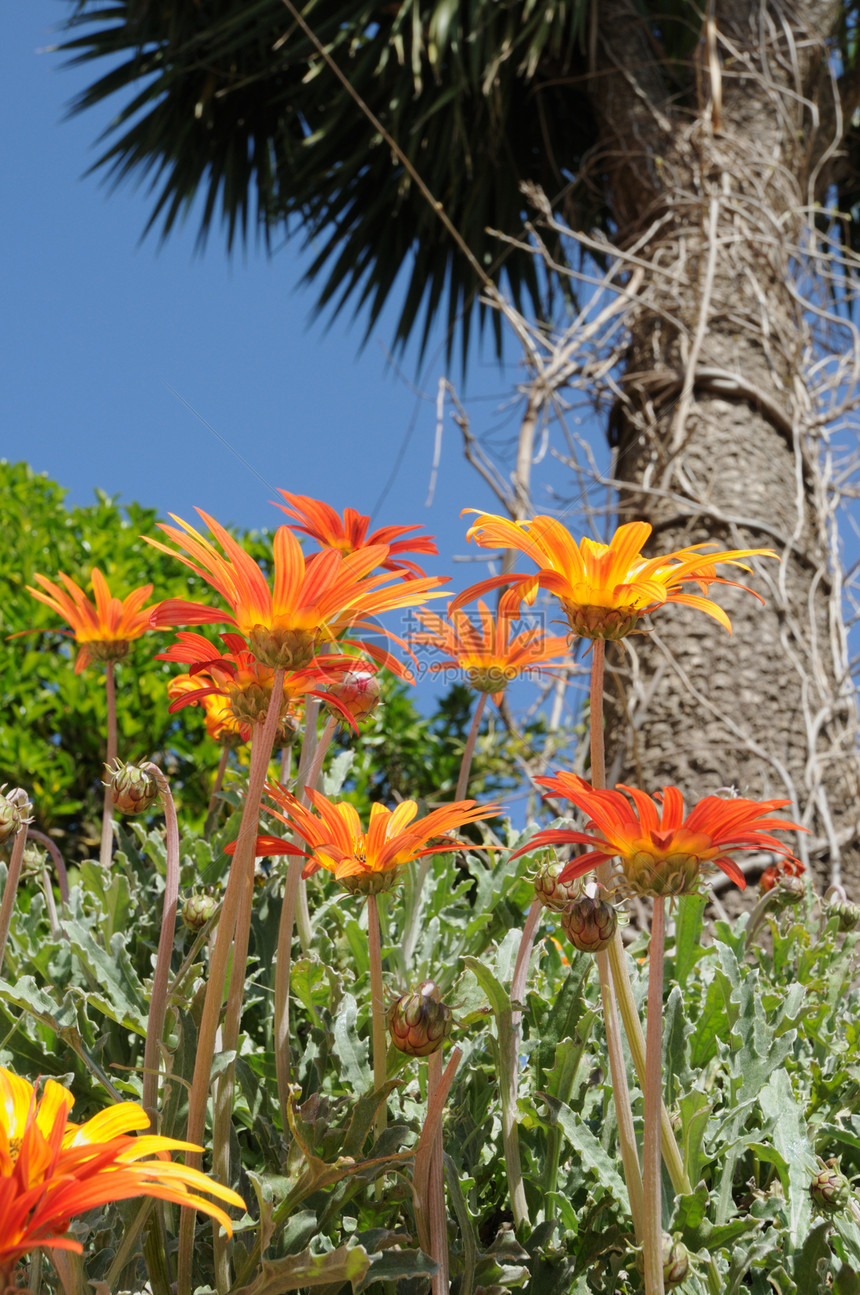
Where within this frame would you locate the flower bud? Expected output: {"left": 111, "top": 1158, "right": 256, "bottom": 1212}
{"left": 325, "top": 671, "right": 381, "bottom": 724}
{"left": 388, "top": 981, "right": 454, "bottom": 1057}
{"left": 22, "top": 842, "right": 46, "bottom": 875}
{"left": 533, "top": 857, "right": 582, "bottom": 912}
{"left": 0, "top": 787, "right": 29, "bottom": 846}
{"left": 810, "top": 1165, "right": 852, "bottom": 1213}
{"left": 635, "top": 1235, "right": 690, "bottom": 1288}
{"left": 182, "top": 892, "right": 219, "bottom": 932}
{"left": 770, "top": 874, "right": 805, "bottom": 907}
{"left": 108, "top": 762, "right": 159, "bottom": 815}
{"left": 826, "top": 899, "right": 860, "bottom": 933}
{"left": 560, "top": 893, "right": 618, "bottom": 954}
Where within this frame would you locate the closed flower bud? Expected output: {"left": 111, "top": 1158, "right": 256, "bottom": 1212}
{"left": 533, "top": 857, "right": 582, "bottom": 912}
{"left": 182, "top": 892, "right": 219, "bottom": 932}
{"left": 388, "top": 981, "right": 454, "bottom": 1057}
{"left": 325, "top": 670, "right": 381, "bottom": 724}
{"left": 771, "top": 874, "right": 805, "bottom": 907}
{"left": 827, "top": 899, "right": 860, "bottom": 933}
{"left": 810, "top": 1165, "right": 852, "bottom": 1213}
{"left": 636, "top": 1235, "right": 690, "bottom": 1288}
{"left": 0, "top": 787, "right": 29, "bottom": 846}
{"left": 22, "top": 842, "right": 46, "bottom": 874}
{"left": 560, "top": 893, "right": 618, "bottom": 954}
{"left": 108, "top": 762, "right": 159, "bottom": 815}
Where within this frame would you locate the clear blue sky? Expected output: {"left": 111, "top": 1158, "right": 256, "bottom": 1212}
{"left": 3, "top": 2, "right": 563, "bottom": 569}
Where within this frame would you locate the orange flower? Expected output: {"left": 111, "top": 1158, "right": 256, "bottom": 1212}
{"left": 145, "top": 509, "right": 446, "bottom": 671}
{"left": 167, "top": 673, "right": 245, "bottom": 747}
{"left": 158, "top": 632, "right": 370, "bottom": 736}
{"left": 236, "top": 784, "right": 503, "bottom": 895}
{"left": 450, "top": 513, "right": 776, "bottom": 640}
{"left": 0, "top": 1068, "right": 244, "bottom": 1279}
{"left": 273, "top": 492, "right": 438, "bottom": 578}
{"left": 513, "top": 772, "right": 804, "bottom": 897}
{"left": 409, "top": 601, "right": 573, "bottom": 702}
{"left": 23, "top": 569, "right": 159, "bottom": 672}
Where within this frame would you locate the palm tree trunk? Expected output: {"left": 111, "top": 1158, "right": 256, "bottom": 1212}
{"left": 591, "top": 0, "right": 860, "bottom": 892}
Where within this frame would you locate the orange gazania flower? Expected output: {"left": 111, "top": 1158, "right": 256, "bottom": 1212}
{"left": 167, "top": 673, "right": 245, "bottom": 747}
{"left": 158, "top": 631, "right": 369, "bottom": 736}
{"left": 237, "top": 784, "right": 503, "bottom": 895}
{"left": 24, "top": 569, "right": 159, "bottom": 672}
{"left": 0, "top": 1068, "right": 244, "bottom": 1279}
{"left": 512, "top": 772, "right": 804, "bottom": 897}
{"left": 146, "top": 509, "right": 446, "bottom": 671}
{"left": 450, "top": 513, "right": 776, "bottom": 640}
{"left": 409, "top": 601, "right": 573, "bottom": 703}
{"left": 273, "top": 492, "right": 438, "bottom": 578}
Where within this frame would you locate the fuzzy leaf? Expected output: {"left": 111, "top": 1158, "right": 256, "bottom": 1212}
{"left": 235, "top": 1244, "right": 370, "bottom": 1295}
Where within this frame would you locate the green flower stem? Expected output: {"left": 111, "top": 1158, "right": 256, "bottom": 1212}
{"left": 743, "top": 886, "right": 784, "bottom": 948}
{"left": 204, "top": 746, "right": 231, "bottom": 838}
{"left": 426, "top": 1049, "right": 450, "bottom": 1295}
{"left": 589, "top": 640, "right": 646, "bottom": 1243}
{"left": 140, "top": 763, "right": 180, "bottom": 1130}
{"left": 590, "top": 641, "right": 694, "bottom": 1201}
{"left": 597, "top": 946, "right": 644, "bottom": 1244}
{"left": 414, "top": 1046, "right": 463, "bottom": 1257}
{"left": 606, "top": 936, "right": 687, "bottom": 1191}
{"left": 99, "top": 660, "right": 117, "bottom": 867}
{"left": 501, "top": 897, "right": 543, "bottom": 1231}
{"left": 0, "top": 818, "right": 29, "bottom": 970}
{"left": 643, "top": 896, "right": 667, "bottom": 1295}
{"left": 177, "top": 670, "right": 285, "bottom": 1295}
{"left": 367, "top": 893, "right": 389, "bottom": 1145}
{"left": 272, "top": 702, "right": 337, "bottom": 1131}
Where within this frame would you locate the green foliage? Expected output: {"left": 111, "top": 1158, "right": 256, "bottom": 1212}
{"left": 0, "top": 460, "right": 224, "bottom": 858}
{"left": 5, "top": 801, "right": 860, "bottom": 1291}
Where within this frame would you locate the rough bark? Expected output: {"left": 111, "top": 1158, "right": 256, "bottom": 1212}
{"left": 588, "top": 0, "right": 860, "bottom": 894}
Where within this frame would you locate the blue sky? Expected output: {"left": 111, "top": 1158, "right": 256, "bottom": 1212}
{"left": 4, "top": 3, "right": 562, "bottom": 569}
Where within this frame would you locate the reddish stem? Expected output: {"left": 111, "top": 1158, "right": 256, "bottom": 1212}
{"left": 643, "top": 897, "right": 667, "bottom": 1295}
{"left": 99, "top": 660, "right": 117, "bottom": 867}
